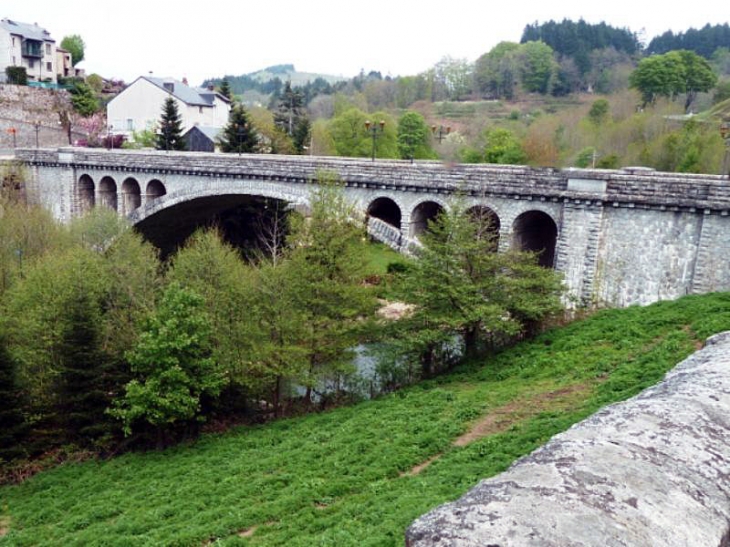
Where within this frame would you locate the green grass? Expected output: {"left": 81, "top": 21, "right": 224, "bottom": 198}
{"left": 362, "top": 242, "right": 408, "bottom": 277}
{"left": 2, "top": 292, "right": 730, "bottom": 546}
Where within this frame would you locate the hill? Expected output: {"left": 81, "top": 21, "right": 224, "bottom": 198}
{"left": 2, "top": 292, "right": 730, "bottom": 545}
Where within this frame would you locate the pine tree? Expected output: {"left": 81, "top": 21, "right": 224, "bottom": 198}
{"left": 275, "top": 81, "right": 310, "bottom": 153}
{"left": 156, "top": 97, "right": 186, "bottom": 151}
{"left": 0, "top": 335, "right": 26, "bottom": 462}
{"left": 219, "top": 105, "right": 259, "bottom": 154}
{"left": 218, "top": 79, "right": 233, "bottom": 101}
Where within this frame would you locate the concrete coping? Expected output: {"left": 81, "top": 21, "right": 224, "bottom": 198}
{"left": 406, "top": 331, "right": 730, "bottom": 547}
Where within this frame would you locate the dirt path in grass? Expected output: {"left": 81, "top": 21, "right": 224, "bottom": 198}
{"left": 0, "top": 516, "right": 10, "bottom": 537}
{"left": 404, "top": 382, "right": 594, "bottom": 476}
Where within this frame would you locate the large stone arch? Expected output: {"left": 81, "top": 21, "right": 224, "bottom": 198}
{"left": 146, "top": 179, "right": 167, "bottom": 202}
{"left": 466, "top": 205, "right": 501, "bottom": 250}
{"left": 121, "top": 177, "right": 141, "bottom": 215}
{"left": 512, "top": 210, "right": 558, "bottom": 268}
{"left": 410, "top": 199, "right": 447, "bottom": 238}
{"left": 77, "top": 174, "right": 95, "bottom": 214}
{"left": 367, "top": 196, "right": 402, "bottom": 229}
{"left": 98, "top": 176, "right": 118, "bottom": 211}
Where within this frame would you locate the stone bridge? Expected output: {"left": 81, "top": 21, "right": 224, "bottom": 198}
{"left": 14, "top": 147, "right": 730, "bottom": 307}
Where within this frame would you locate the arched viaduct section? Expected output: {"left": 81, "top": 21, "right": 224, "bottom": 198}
{"left": 15, "top": 148, "right": 730, "bottom": 308}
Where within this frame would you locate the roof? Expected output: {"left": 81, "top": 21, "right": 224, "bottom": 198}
{"left": 0, "top": 18, "right": 54, "bottom": 42}
{"left": 142, "top": 76, "right": 230, "bottom": 107}
{"left": 184, "top": 126, "right": 223, "bottom": 141}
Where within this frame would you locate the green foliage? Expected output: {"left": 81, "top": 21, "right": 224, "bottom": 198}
{"left": 595, "top": 154, "right": 620, "bottom": 169}
{"left": 392, "top": 202, "right": 563, "bottom": 373}
{"left": 574, "top": 146, "right": 597, "bottom": 168}
{"left": 3, "top": 292, "right": 728, "bottom": 544}
{"left": 647, "top": 24, "right": 730, "bottom": 59}
{"left": 517, "top": 41, "right": 558, "bottom": 94}
{"left": 60, "top": 35, "right": 85, "bottom": 66}
{"left": 587, "top": 99, "right": 610, "bottom": 125}
{"left": 68, "top": 82, "right": 100, "bottom": 117}
{"left": 123, "top": 128, "right": 157, "bottom": 149}
{"left": 713, "top": 80, "right": 730, "bottom": 104}
{"left": 110, "top": 283, "right": 223, "bottom": 437}
{"left": 218, "top": 79, "right": 233, "bottom": 101}
{"left": 397, "top": 111, "right": 436, "bottom": 160}
{"left": 630, "top": 50, "right": 718, "bottom": 111}
{"left": 4, "top": 66, "right": 27, "bottom": 86}
{"left": 218, "top": 104, "right": 259, "bottom": 154}
{"left": 156, "top": 97, "right": 186, "bottom": 151}
{"left": 328, "top": 108, "right": 397, "bottom": 159}
{"left": 484, "top": 127, "right": 527, "bottom": 164}
{"left": 474, "top": 42, "right": 520, "bottom": 99}
{"left": 0, "top": 335, "right": 26, "bottom": 462}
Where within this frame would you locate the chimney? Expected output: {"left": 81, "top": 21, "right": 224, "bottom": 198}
{"left": 208, "top": 85, "right": 214, "bottom": 91}
{"left": 182, "top": 77, "right": 188, "bottom": 86}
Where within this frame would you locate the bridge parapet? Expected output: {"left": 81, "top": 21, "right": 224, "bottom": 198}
{"left": 15, "top": 147, "right": 730, "bottom": 211}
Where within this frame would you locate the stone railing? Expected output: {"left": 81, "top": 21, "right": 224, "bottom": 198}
{"left": 15, "top": 148, "right": 730, "bottom": 211}
{"left": 406, "top": 331, "right": 730, "bottom": 547}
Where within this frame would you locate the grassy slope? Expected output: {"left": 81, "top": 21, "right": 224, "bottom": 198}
{"left": 2, "top": 292, "right": 730, "bottom": 546}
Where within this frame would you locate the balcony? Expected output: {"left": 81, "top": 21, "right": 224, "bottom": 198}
{"left": 21, "top": 40, "right": 43, "bottom": 59}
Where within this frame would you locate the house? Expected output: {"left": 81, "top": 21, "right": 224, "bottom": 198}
{"left": 0, "top": 18, "right": 58, "bottom": 83}
{"left": 107, "top": 76, "right": 231, "bottom": 139}
{"left": 183, "top": 125, "right": 222, "bottom": 152}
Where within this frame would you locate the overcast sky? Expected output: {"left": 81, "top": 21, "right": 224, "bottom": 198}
{"left": 4, "top": 0, "right": 727, "bottom": 85}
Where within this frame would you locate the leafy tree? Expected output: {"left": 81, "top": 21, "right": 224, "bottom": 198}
{"left": 474, "top": 42, "right": 520, "bottom": 99}
{"left": 588, "top": 99, "right": 610, "bottom": 125}
{"left": 110, "top": 283, "right": 223, "bottom": 440}
{"left": 60, "top": 34, "right": 85, "bottom": 66}
{"left": 156, "top": 97, "right": 186, "bottom": 151}
{"left": 328, "top": 108, "right": 397, "bottom": 158}
{"left": 396, "top": 111, "right": 435, "bottom": 160}
{"left": 391, "top": 202, "right": 563, "bottom": 372}
{"left": 218, "top": 104, "right": 259, "bottom": 154}
{"left": 5, "top": 66, "right": 27, "bottom": 86}
{"left": 248, "top": 107, "right": 295, "bottom": 154}
{"left": 517, "top": 41, "right": 558, "bottom": 94}
{"left": 0, "top": 335, "right": 26, "bottom": 462}
{"left": 484, "top": 127, "right": 527, "bottom": 164}
{"left": 430, "top": 56, "right": 473, "bottom": 100}
{"left": 68, "top": 81, "right": 100, "bottom": 117}
{"left": 284, "top": 174, "right": 377, "bottom": 401}
{"left": 629, "top": 50, "right": 718, "bottom": 111}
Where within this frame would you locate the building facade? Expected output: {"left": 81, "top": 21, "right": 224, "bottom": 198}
{"left": 0, "top": 18, "right": 57, "bottom": 83}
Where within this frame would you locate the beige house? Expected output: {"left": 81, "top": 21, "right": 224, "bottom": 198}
{"left": 107, "top": 76, "right": 231, "bottom": 139}
{"left": 0, "top": 18, "right": 57, "bottom": 83}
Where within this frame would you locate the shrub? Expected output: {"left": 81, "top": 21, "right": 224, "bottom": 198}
{"left": 5, "top": 67, "right": 27, "bottom": 86}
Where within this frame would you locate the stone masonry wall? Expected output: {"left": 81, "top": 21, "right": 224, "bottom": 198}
{"left": 406, "top": 331, "right": 730, "bottom": 547}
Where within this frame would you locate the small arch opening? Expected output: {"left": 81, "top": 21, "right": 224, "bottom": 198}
{"left": 367, "top": 197, "right": 402, "bottom": 229}
{"left": 122, "top": 177, "right": 141, "bottom": 214}
{"left": 512, "top": 210, "right": 558, "bottom": 268}
{"left": 99, "top": 176, "right": 118, "bottom": 211}
{"left": 77, "top": 174, "right": 95, "bottom": 213}
{"left": 410, "top": 201, "right": 444, "bottom": 238}
{"left": 146, "top": 179, "right": 167, "bottom": 202}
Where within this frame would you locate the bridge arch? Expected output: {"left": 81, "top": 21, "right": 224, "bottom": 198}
{"left": 77, "top": 174, "right": 95, "bottom": 214}
{"left": 121, "top": 177, "right": 141, "bottom": 214}
{"left": 367, "top": 196, "right": 402, "bottom": 229}
{"left": 410, "top": 199, "right": 447, "bottom": 238}
{"left": 146, "top": 179, "right": 167, "bottom": 202}
{"left": 466, "top": 205, "right": 501, "bottom": 250}
{"left": 512, "top": 210, "right": 558, "bottom": 268}
{"left": 98, "top": 176, "right": 118, "bottom": 211}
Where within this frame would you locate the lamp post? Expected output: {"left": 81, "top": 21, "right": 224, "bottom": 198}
{"left": 107, "top": 124, "right": 114, "bottom": 150}
{"left": 7, "top": 127, "right": 16, "bottom": 148}
{"left": 33, "top": 121, "right": 41, "bottom": 148}
{"left": 721, "top": 120, "right": 730, "bottom": 176}
{"left": 365, "top": 119, "right": 385, "bottom": 162}
{"left": 431, "top": 124, "right": 451, "bottom": 144}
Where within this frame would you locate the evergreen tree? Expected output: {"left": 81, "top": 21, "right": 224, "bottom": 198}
{"left": 275, "top": 82, "right": 310, "bottom": 153}
{"left": 218, "top": 79, "right": 233, "bottom": 101}
{"left": 0, "top": 335, "right": 26, "bottom": 462}
{"left": 218, "top": 105, "right": 259, "bottom": 154}
{"left": 156, "top": 97, "right": 186, "bottom": 151}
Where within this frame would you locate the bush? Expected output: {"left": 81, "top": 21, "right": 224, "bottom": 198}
{"left": 5, "top": 67, "right": 27, "bottom": 86}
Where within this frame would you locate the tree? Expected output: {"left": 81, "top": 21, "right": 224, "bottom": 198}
{"left": 517, "top": 41, "right": 558, "bottom": 94}
{"left": 397, "top": 111, "right": 435, "bottom": 160}
{"left": 328, "top": 107, "right": 397, "bottom": 159}
{"left": 60, "top": 34, "right": 85, "bottom": 67}
{"left": 218, "top": 104, "right": 259, "bottom": 154}
{"left": 484, "top": 128, "right": 527, "bottom": 164}
{"left": 391, "top": 202, "right": 563, "bottom": 372}
{"left": 68, "top": 81, "right": 100, "bottom": 117}
{"left": 588, "top": 99, "right": 610, "bottom": 126}
{"left": 629, "top": 50, "right": 718, "bottom": 111}
{"left": 110, "top": 283, "right": 223, "bottom": 441}
{"left": 274, "top": 81, "right": 306, "bottom": 137}
{"left": 474, "top": 42, "right": 521, "bottom": 99}
{"left": 156, "top": 97, "right": 186, "bottom": 151}
{"left": 0, "top": 335, "right": 26, "bottom": 462}
{"left": 218, "top": 79, "right": 233, "bottom": 101}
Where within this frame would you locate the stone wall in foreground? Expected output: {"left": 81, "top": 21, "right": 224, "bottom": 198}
{"left": 407, "top": 332, "right": 730, "bottom": 547}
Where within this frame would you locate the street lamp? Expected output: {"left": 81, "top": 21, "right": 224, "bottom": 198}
{"left": 107, "top": 124, "right": 115, "bottom": 150}
{"left": 6, "top": 127, "right": 16, "bottom": 148}
{"left": 431, "top": 125, "right": 451, "bottom": 144}
{"left": 33, "top": 121, "right": 41, "bottom": 148}
{"left": 233, "top": 122, "right": 247, "bottom": 156}
{"left": 364, "top": 119, "right": 385, "bottom": 162}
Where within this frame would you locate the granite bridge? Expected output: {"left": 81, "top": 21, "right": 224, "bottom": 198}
{"left": 13, "top": 147, "right": 730, "bottom": 307}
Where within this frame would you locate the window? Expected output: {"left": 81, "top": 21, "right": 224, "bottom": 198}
{"left": 28, "top": 60, "right": 34, "bottom": 69}
{"left": 127, "top": 119, "right": 134, "bottom": 131}
{"left": 46, "top": 62, "right": 52, "bottom": 72}
{"left": 11, "top": 37, "right": 15, "bottom": 47}
{"left": 45, "top": 43, "right": 51, "bottom": 55}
